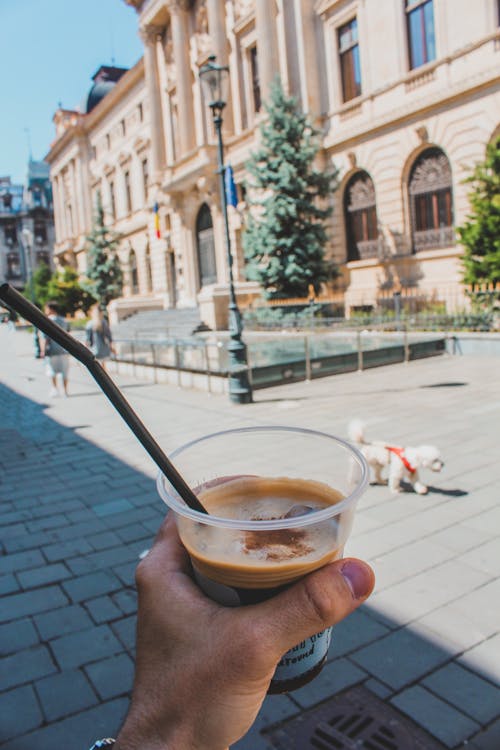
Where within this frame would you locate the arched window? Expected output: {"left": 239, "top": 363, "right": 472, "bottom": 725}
{"left": 409, "top": 147, "right": 454, "bottom": 252}
{"left": 196, "top": 203, "right": 217, "bottom": 287}
{"left": 129, "top": 249, "right": 139, "bottom": 294}
{"left": 145, "top": 245, "right": 153, "bottom": 292}
{"left": 344, "top": 171, "right": 378, "bottom": 261}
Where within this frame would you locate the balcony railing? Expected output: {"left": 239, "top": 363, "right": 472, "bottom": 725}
{"left": 413, "top": 227, "right": 455, "bottom": 252}
{"left": 356, "top": 239, "right": 380, "bottom": 259}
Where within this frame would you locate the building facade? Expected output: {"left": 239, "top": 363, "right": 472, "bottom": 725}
{"left": 0, "top": 162, "right": 55, "bottom": 293}
{"left": 46, "top": 0, "right": 500, "bottom": 326}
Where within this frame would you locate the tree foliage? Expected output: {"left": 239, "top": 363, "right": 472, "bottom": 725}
{"left": 458, "top": 136, "right": 500, "bottom": 290}
{"left": 243, "top": 78, "right": 338, "bottom": 299}
{"left": 85, "top": 192, "right": 123, "bottom": 309}
{"left": 30, "top": 263, "right": 95, "bottom": 316}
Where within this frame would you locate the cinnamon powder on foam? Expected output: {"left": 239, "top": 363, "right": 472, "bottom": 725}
{"left": 243, "top": 516, "right": 313, "bottom": 560}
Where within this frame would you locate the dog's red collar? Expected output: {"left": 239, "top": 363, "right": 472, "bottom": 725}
{"left": 386, "top": 445, "right": 416, "bottom": 474}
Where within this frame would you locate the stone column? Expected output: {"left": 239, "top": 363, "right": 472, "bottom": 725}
{"left": 140, "top": 25, "right": 166, "bottom": 182}
{"left": 255, "top": 0, "right": 280, "bottom": 103}
{"left": 298, "top": 0, "right": 322, "bottom": 120}
{"left": 51, "top": 176, "right": 63, "bottom": 245}
{"left": 206, "top": 0, "right": 234, "bottom": 132}
{"left": 169, "top": 1, "right": 195, "bottom": 155}
{"left": 76, "top": 136, "right": 92, "bottom": 232}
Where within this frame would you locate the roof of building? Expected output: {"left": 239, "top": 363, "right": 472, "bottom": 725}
{"left": 82, "top": 65, "right": 129, "bottom": 114}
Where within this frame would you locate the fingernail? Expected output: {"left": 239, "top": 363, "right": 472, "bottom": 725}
{"left": 341, "top": 560, "right": 374, "bottom": 600}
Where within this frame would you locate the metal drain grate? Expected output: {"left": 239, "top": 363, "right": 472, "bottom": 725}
{"left": 265, "top": 686, "right": 447, "bottom": 750}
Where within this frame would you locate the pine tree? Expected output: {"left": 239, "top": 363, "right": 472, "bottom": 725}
{"left": 85, "top": 191, "right": 123, "bottom": 309}
{"left": 243, "top": 77, "right": 338, "bottom": 299}
{"left": 458, "top": 136, "right": 500, "bottom": 292}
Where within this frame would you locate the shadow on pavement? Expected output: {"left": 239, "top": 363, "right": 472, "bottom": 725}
{"left": 0, "top": 384, "right": 498, "bottom": 750}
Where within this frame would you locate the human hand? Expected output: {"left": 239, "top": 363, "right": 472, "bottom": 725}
{"left": 114, "top": 515, "right": 375, "bottom": 750}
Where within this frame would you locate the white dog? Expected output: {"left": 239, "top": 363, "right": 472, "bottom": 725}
{"left": 348, "top": 420, "right": 444, "bottom": 495}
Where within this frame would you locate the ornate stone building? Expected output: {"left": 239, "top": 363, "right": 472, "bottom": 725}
{"left": 46, "top": 0, "right": 500, "bottom": 324}
{"left": 0, "top": 162, "right": 55, "bottom": 292}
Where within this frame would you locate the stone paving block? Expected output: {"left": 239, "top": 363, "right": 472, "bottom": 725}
{"left": 370, "top": 537, "right": 455, "bottom": 590}
{"left": 291, "top": 657, "right": 367, "bottom": 709}
{"left": 0, "top": 572, "right": 19, "bottom": 595}
{"left": 428, "top": 523, "right": 493, "bottom": 553}
{"left": 49, "top": 518, "right": 107, "bottom": 542}
{"left": 364, "top": 678, "right": 393, "bottom": 699}
{"left": 0, "top": 697, "right": 129, "bottom": 750}
{"left": 85, "top": 595, "right": 122, "bottom": 624}
{"left": 469, "top": 717, "right": 500, "bottom": 750}
{"left": 34, "top": 604, "right": 93, "bottom": 640}
{"left": 0, "top": 684, "right": 43, "bottom": 742}
{"left": 92, "top": 499, "right": 135, "bottom": 517}
{"left": 0, "top": 584, "right": 68, "bottom": 623}
{"left": 0, "top": 548, "right": 45, "bottom": 574}
{"left": 350, "top": 627, "right": 451, "bottom": 690}
{"left": 85, "top": 653, "right": 135, "bottom": 699}
{"left": 2, "top": 522, "right": 28, "bottom": 537}
{"left": 66, "top": 508, "right": 95, "bottom": 523}
{"left": 61, "top": 570, "right": 122, "bottom": 603}
{"left": 0, "top": 509, "right": 32, "bottom": 525}
{"left": 115, "top": 523, "right": 151, "bottom": 544}
{"left": 460, "top": 538, "right": 500, "bottom": 576}
{"left": 368, "top": 559, "right": 492, "bottom": 625}
{"left": 391, "top": 685, "right": 480, "bottom": 748}
{"left": 459, "top": 633, "right": 500, "bottom": 686}
{"left": 88, "top": 530, "right": 121, "bottom": 551}
{"left": 26, "top": 514, "right": 69, "bottom": 532}
{"left": 111, "top": 615, "right": 136, "bottom": 651}
{"left": 4, "top": 530, "right": 50, "bottom": 554}
{"left": 42, "top": 537, "right": 93, "bottom": 562}
{"left": 0, "top": 618, "right": 39, "bottom": 656}
{"left": 35, "top": 668, "right": 98, "bottom": 721}
{"left": 111, "top": 589, "right": 137, "bottom": 616}
{"left": 423, "top": 662, "right": 500, "bottom": 724}
{"left": 100, "top": 507, "right": 160, "bottom": 532}
{"left": 113, "top": 561, "right": 137, "bottom": 587}
{"left": 50, "top": 624, "right": 124, "bottom": 669}
{"left": 0, "top": 645, "right": 57, "bottom": 690}
{"left": 233, "top": 694, "right": 299, "bottom": 750}
{"left": 327, "top": 607, "right": 390, "bottom": 661}
{"left": 17, "top": 562, "right": 72, "bottom": 589}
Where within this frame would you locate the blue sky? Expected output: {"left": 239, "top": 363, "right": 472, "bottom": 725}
{"left": 0, "top": 0, "right": 143, "bottom": 184}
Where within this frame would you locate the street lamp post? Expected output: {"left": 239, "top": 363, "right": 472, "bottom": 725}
{"left": 199, "top": 55, "right": 252, "bottom": 404}
{"left": 22, "top": 226, "right": 41, "bottom": 357}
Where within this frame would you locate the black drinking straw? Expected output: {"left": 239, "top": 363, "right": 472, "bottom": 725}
{"left": 0, "top": 283, "right": 208, "bottom": 515}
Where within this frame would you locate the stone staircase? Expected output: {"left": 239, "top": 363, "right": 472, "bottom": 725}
{"left": 112, "top": 308, "right": 210, "bottom": 341}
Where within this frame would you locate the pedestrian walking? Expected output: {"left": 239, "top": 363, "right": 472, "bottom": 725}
{"left": 86, "top": 304, "right": 114, "bottom": 370}
{"left": 41, "top": 301, "right": 70, "bottom": 397}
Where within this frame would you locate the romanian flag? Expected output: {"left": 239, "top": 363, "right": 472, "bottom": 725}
{"left": 153, "top": 202, "right": 161, "bottom": 239}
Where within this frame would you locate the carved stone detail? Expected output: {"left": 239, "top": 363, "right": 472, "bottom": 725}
{"left": 347, "top": 176, "right": 376, "bottom": 211}
{"left": 233, "top": 0, "right": 254, "bottom": 21}
{"left": 162, "top": 24, "right": 176, "bottom": 89}
{"left": 410, "top": 152, "right": 452, "bottom": 195}
{"left": 139, "top": 25, "right": 164, "bottom": 45}
{"left": 193, "top": 1, "right": 212, "bottom": 57}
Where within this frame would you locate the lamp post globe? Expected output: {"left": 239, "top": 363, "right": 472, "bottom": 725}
{"left": 199, "top": 55, "right": 252, "bottom": 404}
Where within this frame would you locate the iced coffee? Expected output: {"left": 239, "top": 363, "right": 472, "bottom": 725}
{"left": 157, "top": 426, "right": 367, "bottom": 692}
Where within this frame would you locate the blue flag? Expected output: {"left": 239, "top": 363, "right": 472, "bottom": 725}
{"left": 225, "top": 164, "right": 238, "bottom": 208}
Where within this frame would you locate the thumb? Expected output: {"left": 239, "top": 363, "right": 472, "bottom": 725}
{"left": 252, "top": 558, "right": 375, "bottom": 658}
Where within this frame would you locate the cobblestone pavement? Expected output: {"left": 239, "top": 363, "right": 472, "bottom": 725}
{"left": 0, "top": 326, "right": 499, "bottom": 749}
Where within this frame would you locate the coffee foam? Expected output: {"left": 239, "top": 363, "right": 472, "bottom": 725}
{"left": 177, "top": 476, "right": 345, "bottom": 589}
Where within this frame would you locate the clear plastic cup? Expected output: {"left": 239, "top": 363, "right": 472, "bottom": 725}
{"left": 157, "top": 426, "right": 368, "bottom": 693}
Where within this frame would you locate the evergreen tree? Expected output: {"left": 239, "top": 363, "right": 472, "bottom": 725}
{"left": 243, "top": 78, "right": 338, "bottom": 299}
{"left": 85, "top": 191, "right": 123, "bottom": 309}
{"left": 458, "top": 136, "right": 500, "bottom": 292}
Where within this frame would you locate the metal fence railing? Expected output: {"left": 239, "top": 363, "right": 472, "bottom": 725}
{"left": 112, "top": 328, "right": 447, "bottom": 392}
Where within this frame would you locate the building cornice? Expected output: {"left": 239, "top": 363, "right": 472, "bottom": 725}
{"left": 45, "top": 57, "right": 145, "bottom": 165}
